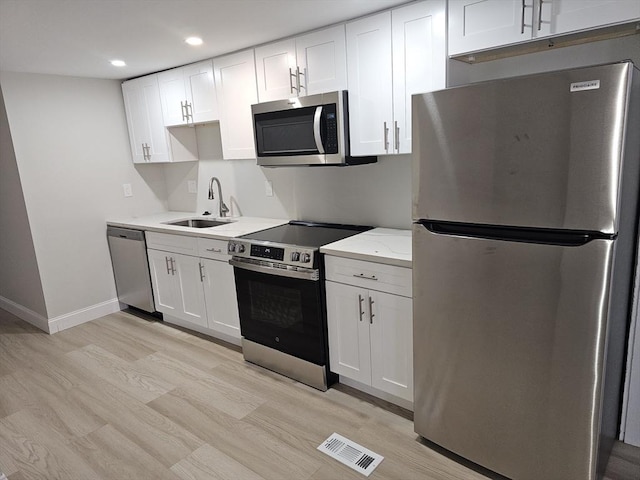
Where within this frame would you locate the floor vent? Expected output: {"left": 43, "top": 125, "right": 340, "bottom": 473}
{"left": 317, "top": 432, "right": 384, "bottom": 477}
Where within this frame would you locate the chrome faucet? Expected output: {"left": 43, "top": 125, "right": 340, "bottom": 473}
{"left": 208, "top": 177, "right": 230, "bottom": 217}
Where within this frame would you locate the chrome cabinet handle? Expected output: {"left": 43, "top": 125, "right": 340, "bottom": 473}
{"left": 368, "top": 296, "right": 375, "bottom": 324}
{"left": 383, "top": 122, "right": 389, "bottom": 152}
{"left": 358, "top": 294, "right": 364, "bottom": 321}
{"left": 181, "top": 101, "right": 187, "bottom": 122}
{"left": 199, "top": 262, "right": 205, "bottom": 282}
{"left": 521, "top": 0, "right": 526, "bottom": 34}
{"left": 165, "top": 256, "right": 171, "bottom": 275}
{"left": 538, "top": 0, "right": 543, "bottom": 31}
{"left": 206, "top": 247, "right": 222, "bottom": 253}
{"left": 186, "top": 102, "right": 193, "bottom": 123}
{"left": 353, "top": 273, "right": 378, "bottom": 281}
{"left": 289, "top": 67, "right": 297, "bottom": 94}
{"left": 142, "top": 143, "right": 150, "bottom": 161}
{"left": 296, "top": 66, "right": 305, "bottom": 92}
{"left": 394, "top": 120, "right": 400, "bottom": 152}
{"left": 170, "top": 257, "right": 176, "bottom": 275}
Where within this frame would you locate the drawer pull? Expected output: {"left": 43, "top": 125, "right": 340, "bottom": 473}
{"left": 206, "top": 248, "right": 223, "bottom": 253}
{"left": 353, "top": 273, "right": 378, "bottom": 281}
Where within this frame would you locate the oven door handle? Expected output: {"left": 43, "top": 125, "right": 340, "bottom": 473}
{"left": 229, "top": 258, "right": 319, "bottom": 281}
{"left": 313, "top": 106, "right": 325, "bottom": 155}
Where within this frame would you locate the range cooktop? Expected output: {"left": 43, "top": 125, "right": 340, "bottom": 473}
{"left": 228, "top": 221, "right": 372, "bottom": 268}
{"left": 239, "top": 221, "right": 371, "bottom": 248}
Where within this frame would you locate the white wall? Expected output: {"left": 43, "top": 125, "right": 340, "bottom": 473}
{"left": 165, "top": 123, "right": 413, "bottom": 229}
{"left": 0, "top": 71, "right": 168, "bottom": 330}
{"left": 0, "top": 83, "right": 48, "bottom": 324}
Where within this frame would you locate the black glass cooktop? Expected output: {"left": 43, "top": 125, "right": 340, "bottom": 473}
{"left": 239, "top": 221, "right": 372, "bottom": 249}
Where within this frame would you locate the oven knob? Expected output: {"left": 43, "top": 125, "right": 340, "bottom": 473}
{"left": 291, "top": 252, "right": 300, "bottom": 262}
{"left": 228, "top": 243, "right": 236, "bottom": 253}
{"left": 300, "top": 253, "right": 311, "bottom": 263}
{"left": 238, "top": 244, "right": 246, "bottom": 253}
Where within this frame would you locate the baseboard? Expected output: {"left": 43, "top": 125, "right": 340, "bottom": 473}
{"left": 162, "top": 314, "right": 242, "bottom": 347}
{"left": 338, "top": 377, "right": 414, "bottom": 411}
{"left": 47, "top": 298, "right": 121, "bottom": 333}
{"left": 0, "top": 295, "right": 50, "bottom": 333}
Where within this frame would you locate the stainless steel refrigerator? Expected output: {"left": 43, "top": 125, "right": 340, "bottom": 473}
{"left": 412, "top": 61, "right": 640, "bottom": 480}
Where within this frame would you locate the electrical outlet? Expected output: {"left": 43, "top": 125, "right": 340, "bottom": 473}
{"left": 265, "top": 180, "right": 273, "bottom": 197}
{"left": 187, "top": 180, "right": 197, "bottom": 193}
{"left": 122, "top": 183, "right": 133, "bottom": 197}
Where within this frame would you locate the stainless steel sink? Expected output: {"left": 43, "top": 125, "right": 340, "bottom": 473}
{"left": 163, "top": 218, "right": 235, "bottom": 228}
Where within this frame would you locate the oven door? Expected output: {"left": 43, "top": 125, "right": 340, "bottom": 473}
{"left": 231, "top": 259, "right": 326, "bottom": 365}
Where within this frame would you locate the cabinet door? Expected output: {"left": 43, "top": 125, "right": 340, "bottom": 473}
{"left": 184, "top": 60, "right": 218, "bottom": 123}
{"left": 172, "top": 254, "right": 207, "bottom": 327}
{"left": 213, "top": 49, "right": 258, "bottom": 159}
{"left": 326, "top": 281, "right": 371, "bottom": 384}
{"left": 369, "top": 290, "right": 413, "bottom": 402}
{"left": 448, "top": 0, "right": 532, "bottom": 55}
{"left": 392, "top": 0, "right": 446, "bottom": 154}
{"left": 346, "top": 12, "right": 393, "bottom": 156}
{"left": 147, "top": 249, "right": 180, "bottom": 315}
{"left": 539, "top": 0, "right": 640, "bottom": 39}
{"left": 158, "top": 67, "right": 188, "bottom": 126}
{"left": 255, "top": 39, "right": 297, "bottom": 102}
{"left": 296, "top": 25, "right": 347, "bottom": 96}
{"left": 201, "top": 258, "right": 241, "bottom": 339}
{"left": 122, "top": 76, "right": 170, "bottom": 163}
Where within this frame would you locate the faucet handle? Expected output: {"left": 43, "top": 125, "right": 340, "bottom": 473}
{"left": 220, "top": 201, "right": 230, "bottom": 217}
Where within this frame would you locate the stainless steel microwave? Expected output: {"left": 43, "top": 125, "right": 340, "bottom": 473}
{"left": 251, "top": 91, "right": 376, "bottom": 167}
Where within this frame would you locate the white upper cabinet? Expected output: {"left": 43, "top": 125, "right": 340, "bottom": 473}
{"left": 392, "top": 0, "right": 446, "bottom": 154}
{"left": 346, "top": 12, "right": 394, "bottom": 157}
{"left": 347, "top": 0, "right": 446, "bottom": 156}
{"left": 122, "top": 75, "right": 171, "bottom": 163}
{"left": 255, "top": 25, "right": 347, "bottom": 102}
{"left": 213, "top": 49, "right": 258, "bottom": 160}
{"left": 449, "top": 0, "right": 640, "bottom": 56}
{"left": 158, "top": 60, "right": 218, "bottom": 126}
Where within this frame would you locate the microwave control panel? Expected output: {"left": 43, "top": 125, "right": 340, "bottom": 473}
{"left": 324, "top": 105, "right": 338, "bottom": 154}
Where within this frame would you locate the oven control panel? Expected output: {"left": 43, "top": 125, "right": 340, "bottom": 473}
{"left": 228, "top": 241, "right": 316, "bottom": 267}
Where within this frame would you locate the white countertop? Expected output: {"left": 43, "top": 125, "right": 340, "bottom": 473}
{"left": 320, "top": 227, "right": 412, "bottom": 268}
{"left": 107, "top": 211, "right": 288, "bottom": 240}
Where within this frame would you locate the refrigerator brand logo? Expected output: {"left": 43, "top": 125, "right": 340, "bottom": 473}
{"left": 570, "top": 80, "right": 600, "bottom": 92}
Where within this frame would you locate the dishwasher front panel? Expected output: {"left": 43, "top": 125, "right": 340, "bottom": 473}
{"left": 107, "top": 227, "right": 156, "bottom": 313}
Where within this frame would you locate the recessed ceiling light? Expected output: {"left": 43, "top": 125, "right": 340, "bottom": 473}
{"left": 110, "top": 59, "right": 126, "bottom": 67}
{"left": 185, "top": 36, "right": 203, "bottom": 46}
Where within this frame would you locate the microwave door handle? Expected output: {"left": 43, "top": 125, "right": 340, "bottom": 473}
{"left": 313, "top": 106, "right": 325, "bottom": 154}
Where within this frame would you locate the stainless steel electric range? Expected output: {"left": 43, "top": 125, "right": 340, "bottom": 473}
{"left": 228, "top": 221, "right": 371, "bottom": 390}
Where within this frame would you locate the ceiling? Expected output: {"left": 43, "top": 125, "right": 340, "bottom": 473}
{"left": 0, "top": 0, "right": 410, "bottom": 80}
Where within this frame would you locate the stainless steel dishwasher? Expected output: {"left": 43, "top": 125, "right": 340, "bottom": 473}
{"left": 107, "top": 226, "right": 156, "bottom": 313}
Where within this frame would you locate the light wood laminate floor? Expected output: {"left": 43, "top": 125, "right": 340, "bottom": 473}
{"left": 1, "top": 308, "right": 638, "bottom": 480}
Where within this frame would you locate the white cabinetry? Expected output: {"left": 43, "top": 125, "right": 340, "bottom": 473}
{"left": 198, "top": 237, "right": 240, "bottom": 339}
{"left": 158, "top": 60, "right": 218, "bottom": 126}
{"left": 122, "top": 75, "right": 199, "bottom": 163}
{"left": 122, "top": 75, "right": 171, "bottom": 163}
{"left": 346, "top": 0, "right": 446, "bottom": 156}
{"left": 213, "top": 49, "right": 258, "bottom": 160}
{"left": 325, "top": 256, "right": 413, "bottom": 403}
{"left": 448, "top": 0, "right": 640, "bottom": 56}
{"left": 255, "top": 24, "right": 347, "bottom": 102}
{"left": 146, "top": 232, "right": 240, "bottom": 342}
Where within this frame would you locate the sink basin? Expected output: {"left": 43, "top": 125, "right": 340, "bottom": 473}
{"left": 164, "top": 218, "right": 235, "bottom": 228}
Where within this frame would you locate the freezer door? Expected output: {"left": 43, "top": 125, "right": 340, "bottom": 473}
{"left": 412, "top": 224, "right": 614, "bottom": 480}
{"left": 412, "top": 62, "right": 634, "bottom": 234}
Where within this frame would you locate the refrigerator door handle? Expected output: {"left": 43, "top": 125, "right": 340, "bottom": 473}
{"left": 419, "top": 221, "right": 613, "bottom": 247}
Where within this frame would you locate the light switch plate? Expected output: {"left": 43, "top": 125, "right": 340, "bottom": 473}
{"left": 265, "top": 180, "right": 273, "bottom": 197}
{"left": 122, "top": 183, "right": 133, "bottom": 197}
{"left": 187, "top": 180, "right": 197, "bottom": 193}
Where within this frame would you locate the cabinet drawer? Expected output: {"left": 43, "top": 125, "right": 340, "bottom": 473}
{"left": 197, "top": 237, "right": 231, "bottom": 261}
{"left": 146, "top": 232, "right": 198, "bottom": 255}
{"left": 325, "top": 255, "right": 411, "bottom": 297}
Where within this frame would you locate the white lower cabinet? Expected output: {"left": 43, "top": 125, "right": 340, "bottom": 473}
{"left": 325, "top": 256, "right": 413, "bottom": 403}
{"left": 146, "top": 232, "right": 240, "bottom": 343}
